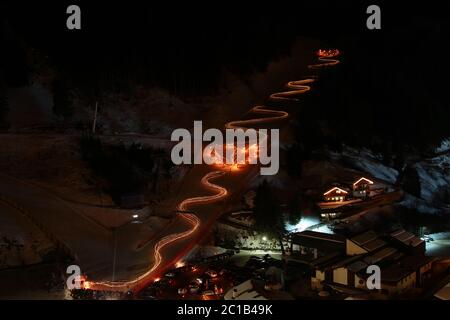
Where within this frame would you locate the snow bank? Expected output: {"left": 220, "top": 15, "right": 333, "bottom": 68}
{"left": 398, "top": 193, "right": 445, "bottom": 215}
{"left": 436, "top": 138, "right": 450, "bottom": 154}
{"left": 414, "top": 154, "right": 450, "bottom": 205}
{"left": 337, "top": 147, "right": 398, "bottom": 183}
{"left": 332, "top": 145, "right": 450, "bottom": 215}
{"left": 427, "top": 232, "right": 450, "bottom": 240}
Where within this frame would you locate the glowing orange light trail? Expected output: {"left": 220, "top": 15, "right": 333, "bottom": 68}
{"left": 309, "top": 49, "right": 340, "bottom": 69}
{"left": 222, "top": 48, "right": 340, "bottom": 168}
{"left": 91, "top": 171, "right": 227, "bottom": 291}
{"left": 89, "top": 49, "right": 340, "bottom": 292}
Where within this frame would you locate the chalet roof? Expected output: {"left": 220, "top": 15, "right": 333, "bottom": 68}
{"left": 363, "top": 247, "right": 398, "bottom": 265}
{"left": 347, "top": 260, "right": 368, "bottom": 273}
{"left": 323, "top": 187, "right": 348, "bottom": 196}
{"left": 381, "top": 255, "right": 434, "bottom": 283}
{"left": 293, "top": 231, "right": 346, "bottom": 244}
{"left": 399, "top": 255, "right": 435, "bottom": 268}
{"left": 353, "top": 177, "right": 374, "bottom": 186}
{"left": 363, "top": 238, "right": 386, "bottom": 252}
{"left": 350, "top": 231, "right": 387, "bottom": 252}
{"left": 331, "top": 254, "right": 364, "bottom": 269}
{"left": 434, "top": 281, "right": 450, "bottom": 300}
{"left": 310, "top": 252, "right": 345, "bottom": 270}
{"left": 390, "top": 229, "right": 424, "bottom": 248}
{"left": 292, "top": 231, "right": 347, "bottom": 253}
{"left": 351, "top": 231, "right": 378, "bottom": 246}
{"left": 224, "top": 280, "right": 268, "bottom": 300}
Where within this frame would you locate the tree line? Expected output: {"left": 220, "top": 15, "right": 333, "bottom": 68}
{"left": 80, "top": 135, "right": 173, "bottom": 205}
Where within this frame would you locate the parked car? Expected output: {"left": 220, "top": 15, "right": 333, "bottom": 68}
{"left": 195, "top": 278, "right": 203, "bottom": 284}
{"left": 178, "top": 288, "right": 188, "bottom": 295}
{"left": 189, "top": 265, "right": 198, "bottom": 271}
{"left": 205, "top": 270, "right": 218, "bottom": 278}
{"left": 421, "top": 235, "right": 434, "bottom": 242}
{"left": 189, "top": 285, "right": 200, "bottom": 294}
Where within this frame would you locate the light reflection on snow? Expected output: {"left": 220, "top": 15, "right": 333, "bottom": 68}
{"left": 285, "top": 217, "right": 317, "bottom": 232}
{"left": 285, "top": 217, "right": 334, "bottom": 234}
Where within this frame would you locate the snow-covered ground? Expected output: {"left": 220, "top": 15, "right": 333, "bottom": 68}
{"left": 333, "top": 147, "right": 399, "bottom": 184}
{"left": 399, "top": 194, "right": 444, "bottom": 215}
{"left": 0, "top": 202, "right": 55, "bottom": 269}
{"left": 285, "top": 216, "right": 320, "bottom": 233}
{"left": 215, "top": 223, "right": 288, "bottom": 251}
{"left": 76, "top": 87, "right": 204, "bottom": 135}
{"left": 436, "top": 138, "right": 450, "bottom": 154}
{"left": 415, "top": 154, "right": 450, "bottom": 204}
{"left": 285, "top": 216, "right": 334, "bottom": 234}
{"left": 401, "top": 140, "right": 450, "bottom": 214}
{"left": 425, "top": 232, "right": 450, "bottom": 256}
{"left": 334, "top": 143, "right": 450, "bottom": 215}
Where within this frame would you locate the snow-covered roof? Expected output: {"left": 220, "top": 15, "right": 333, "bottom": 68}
{"left": 223, "top": 280, "right": 268, "bottom": 300}
{"left": 323, "top": 187, "right": 348, "bottom": 196}
{"left": 353, "top": 177, "right": 374, "bottom": 186}
{"left": 434, "top": 281, "right": 450, "bottom": 300}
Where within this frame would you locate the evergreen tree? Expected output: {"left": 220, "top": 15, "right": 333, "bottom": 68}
{"left": 253, "top": 180, "right": 286, "bottom": 254}
{"left": 52, "top": 78, "right": 73, "bottom": 121}
{"left": 286, "top": 144, "right": 303, "bottom": 179}
{"left": 287, "top": 196, "right": 302, "bottom": 225}
{"left": 401, "top": 165, "right": 421, "bottom": 198}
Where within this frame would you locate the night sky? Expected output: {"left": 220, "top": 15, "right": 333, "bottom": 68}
{"left": 1, "top": 1, "right": 449, "bottom": 151}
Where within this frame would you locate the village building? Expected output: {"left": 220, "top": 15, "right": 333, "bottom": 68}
{"left": 352, "top": 177, "right": 374, "bottom": 199}
{"left": 323, "top": 187, "right": 349, "bottom": 202}
{"left": 289, "top": 229, "right": 434, "bottom": 297}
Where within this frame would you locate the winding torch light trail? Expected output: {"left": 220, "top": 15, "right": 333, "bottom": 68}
{"left": 222, "top": 48, "right": 340, "bottom": 169}
{"left": 92, "top": 171, "right": 227, "bottom": 290}
{"left": 89, "top": 49, "right": 340, "bottom": 292}
{"left": 177, "top": 171, "right": 228, "bottom": 212}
